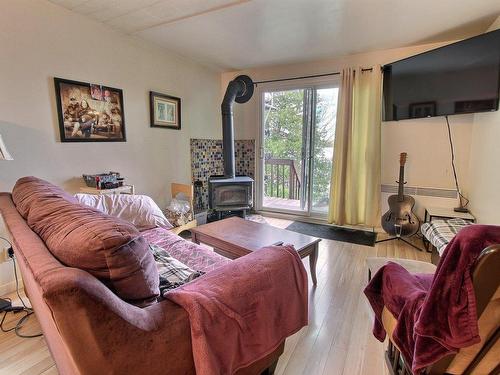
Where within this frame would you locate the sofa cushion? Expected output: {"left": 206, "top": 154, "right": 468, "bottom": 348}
{"left": 12, "top": 176, "right": 78, "bottom": 218}
{"left": 75, "top": 193, "right": 173, "bottom": 231}
{"left": 12, "top": 177, "right": 160, "bottom": 304}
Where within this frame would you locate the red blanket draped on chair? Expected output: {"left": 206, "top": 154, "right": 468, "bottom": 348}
{"left": 364, "top": 225, "right": 500, "bottom": 374}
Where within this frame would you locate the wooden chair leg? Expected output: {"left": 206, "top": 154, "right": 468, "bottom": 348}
{"left": 385, "top": 340, "right": 413, "bottom": 375}
{"left": 393, "top": 349, "right": 400, "bottom": 373}
{"left": 260, "top": 359, "right": 278, "bottom": 375}
{"left": 385, "top": 341, "right": 397, "bottom": 375}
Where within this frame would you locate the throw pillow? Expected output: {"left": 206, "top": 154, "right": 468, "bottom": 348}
{"left": 75, "top": 193, "right": 173, "bottom": 231}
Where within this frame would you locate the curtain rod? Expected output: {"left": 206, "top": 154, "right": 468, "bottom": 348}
{"left": 253, "top": 67, "right": 377, "bottom": 85}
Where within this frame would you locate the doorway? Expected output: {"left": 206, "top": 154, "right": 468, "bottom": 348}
{"left": 258, "top": 82, "right": 339, "bottom": 218}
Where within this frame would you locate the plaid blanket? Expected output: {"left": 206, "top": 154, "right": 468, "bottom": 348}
{"left": 421, "top": 218, "right": 472, "bottom": 256}
{"left": 149, "top": 244, "right": 204, "bottom": 296}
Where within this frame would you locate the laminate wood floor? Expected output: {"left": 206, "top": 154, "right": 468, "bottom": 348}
{"left": 0, "top": 217, "right": 430, "bottom": 375}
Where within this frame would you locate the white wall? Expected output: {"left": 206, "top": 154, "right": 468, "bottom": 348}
{"left": 0, "top": 0, "right": 221, "bottom": 294}
{"left": 468, "top": 110, "right": 500, "bottom": 224}
{"left": 222, "top": 43, "right": 475, "bottom": 218}
{"left": 0, "top": 0, "right": 221, "bottom": 201}
{"left": 467, "top": 17, "right": 500, "bottom": 224}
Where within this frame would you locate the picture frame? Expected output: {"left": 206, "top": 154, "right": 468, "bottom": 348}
{"left": 54, "top": 77, "right": 126, "bottom": 142}
{"left": 408, "top": 101, "right": 436, "bottom": 119}
{"left": 150, "top": 91, "right": 181, "bottom": 130}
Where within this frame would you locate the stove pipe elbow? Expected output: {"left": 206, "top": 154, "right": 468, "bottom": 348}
{"left": 220, "top": 75, "right": 254, "bottom": 179}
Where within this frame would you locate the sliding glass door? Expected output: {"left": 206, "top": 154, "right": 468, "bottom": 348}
{"left": 262, "top": 88, "right": 307, "bottom": 212}
{"left": 311, "top": 87, "right": 338, "bottom": 214}
{"left": 259, "top": 83, "right": 339, "bottom": 217}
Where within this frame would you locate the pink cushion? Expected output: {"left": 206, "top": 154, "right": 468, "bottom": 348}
{"left": 12, "top": 177, "right": 159, "bottom": 304}
{"left": 12, "top": 176, "right": 78, "bottom": 218}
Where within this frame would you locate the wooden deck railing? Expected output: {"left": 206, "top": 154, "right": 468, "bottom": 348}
{"left": 264, "top": 158, "right": 301, "bottom": 200}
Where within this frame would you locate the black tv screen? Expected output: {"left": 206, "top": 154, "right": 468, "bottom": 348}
{"left": 383, "top": 29, "right": 500, "bottom": 121}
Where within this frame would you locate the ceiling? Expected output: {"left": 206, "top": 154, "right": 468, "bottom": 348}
{"left": 49, "top": 0, "right": 500, "bottom": 71}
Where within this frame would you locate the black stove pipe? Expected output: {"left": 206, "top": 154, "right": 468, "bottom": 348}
{"left": 221, "top": 75, "right": 254, "bottom": 178}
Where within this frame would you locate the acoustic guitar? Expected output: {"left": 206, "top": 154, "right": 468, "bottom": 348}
{"left": 381, "top": 153, "right": 419, "bottom": 237}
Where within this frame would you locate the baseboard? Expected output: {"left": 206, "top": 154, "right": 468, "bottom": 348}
{"left": 257, "top": 186, "right": 458, "bottom": 231}
{"left": 255, "top": 210, "right": 327, "bottom": 225}
{"left": 0, "top": 260, "right": 23, "bottom": 297}
{"left": 0, "top": 280, "right": 17, "bottom": 297}
{"left": 256, "top": 210, "right": 378, "bottom": 232}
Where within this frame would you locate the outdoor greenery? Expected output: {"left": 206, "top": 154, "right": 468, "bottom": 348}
{"left": 263, "top": 88, "right": 337, "bottom": 210}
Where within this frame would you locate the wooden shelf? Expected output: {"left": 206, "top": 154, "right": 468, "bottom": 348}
{"left": 79, "top": 185, "right": 135, "bottom": 195}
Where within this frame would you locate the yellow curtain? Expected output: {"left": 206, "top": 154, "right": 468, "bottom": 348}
{"left": 328, "top": 66, "right": 382, "bottom": 227}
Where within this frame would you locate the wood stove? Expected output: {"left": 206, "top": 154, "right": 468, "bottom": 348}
{"left": 209, "top": 176, "right": 253, "bottom": 215}
{"left": 208, "top": 75, "right": 254, "bottom": 219}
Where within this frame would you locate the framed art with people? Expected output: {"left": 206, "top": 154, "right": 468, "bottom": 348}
{"left": 54, "top": 78, "right": 126, "bottom": 142}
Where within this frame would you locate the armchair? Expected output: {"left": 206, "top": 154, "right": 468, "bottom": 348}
{"left": 365, "top": 225, "right": 500, "bottom": 375}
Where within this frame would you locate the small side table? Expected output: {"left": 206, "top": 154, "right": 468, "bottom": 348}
{"left": 424, "top": 206, "right": 475, "bottom": 223}
{"left": 79, "top": 185, "right": 135, "bottom": 195}
{"left": 422, "top": 206, "right": 475, "bottom": 261}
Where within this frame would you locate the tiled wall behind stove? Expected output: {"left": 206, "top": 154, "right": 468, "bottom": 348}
{"left": 191, "top": 138, "right": 255, "bottom": 210}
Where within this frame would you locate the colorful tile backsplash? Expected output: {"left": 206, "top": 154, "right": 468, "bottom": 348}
{"left": 190, "top": 138, "right": 255, "bottom": 210}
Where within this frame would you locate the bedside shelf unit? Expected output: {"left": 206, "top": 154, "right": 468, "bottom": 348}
{"left": 424, "top": 206, "right": 475, "bottom": 223}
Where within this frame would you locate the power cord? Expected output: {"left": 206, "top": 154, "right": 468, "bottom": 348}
{"left": 0, "top": 236, "right": 42, "bottom": 338}
{"left": 445, "top": 115, "right": 469, "bottom": 209}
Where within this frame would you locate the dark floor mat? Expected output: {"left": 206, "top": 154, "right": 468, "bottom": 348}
{"left": 286, "top": 221, "right": 377, "bottom": 247}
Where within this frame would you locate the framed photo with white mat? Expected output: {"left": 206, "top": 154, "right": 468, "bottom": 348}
{"left": 150, "top": 91, "right": 181, "bottom": 130}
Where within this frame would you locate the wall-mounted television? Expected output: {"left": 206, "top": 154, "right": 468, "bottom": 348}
{"left": 383, "top": 29, "right": 500, "bottom": 121}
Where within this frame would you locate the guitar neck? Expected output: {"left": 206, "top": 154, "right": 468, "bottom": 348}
{"left": 398, "top": 166, "right": 405, "bottom": 199}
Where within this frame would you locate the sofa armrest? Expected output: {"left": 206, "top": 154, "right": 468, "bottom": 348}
{"left": 40, "top": 267, "right": 195, "bottom": 375}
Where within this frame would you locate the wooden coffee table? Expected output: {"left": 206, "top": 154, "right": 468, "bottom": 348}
{"left": 190, "top": 216, "right": 321, "bottom": 285}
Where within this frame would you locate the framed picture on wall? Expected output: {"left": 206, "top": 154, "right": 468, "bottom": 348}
{"left": 54, "top": 77, "right": 126, "bottom": 142}
{"left": 150, "top": 91, "right": 181, "bottom": 130}
{"left": 408, "top": 101, "right": 436, "bottom": 119}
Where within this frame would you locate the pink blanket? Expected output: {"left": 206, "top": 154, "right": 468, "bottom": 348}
{"left": 142, "top": 227, "right": 230, "bottom": 273}
{"left": 364, "top": 225, "right": 500, "bottom": 374}
{"left": 166, "top": 245, "right": 308, "bottom": 375}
